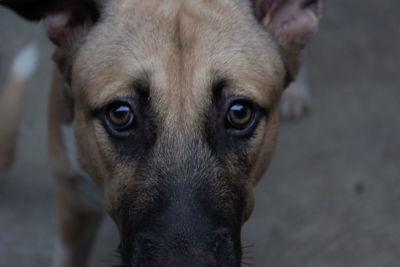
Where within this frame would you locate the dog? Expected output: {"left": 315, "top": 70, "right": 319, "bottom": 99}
{"left": 0, "top": 43, "right": 38, "bottom": 173}
{"left": 0, "top": 0, "right": 322, "bottom": 266}
{"left": 280, "top": 62, "right": 312, "bottom": 120}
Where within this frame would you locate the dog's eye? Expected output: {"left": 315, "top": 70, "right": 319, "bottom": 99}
{"left": 106, "top": 103, "right": 134, "bottom": 131}
{"left": 226, "top": 101, "right": 254, "bottom": 130}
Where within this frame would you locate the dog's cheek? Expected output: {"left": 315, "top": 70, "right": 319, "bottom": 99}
{"left": 248, "top": 107, "right": 280, "bottom": 185}
{"left": 242, "top": 184, "right": 255, "bottom": 223}
{"left": 74, "top": 118, "right": 111, "bottom": 187}
{"left": 221, "top": 109, "right": 279, "bottom": 223}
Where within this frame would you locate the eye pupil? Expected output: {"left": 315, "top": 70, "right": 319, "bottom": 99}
{"left": 113, "top": 106, "right": 130, "bottom": 119}
{"left": 231, "top": 104, "right": 248, "bottom": 120}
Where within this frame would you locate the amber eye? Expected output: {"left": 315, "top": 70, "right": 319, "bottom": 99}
{"left": 227, "top": 102, "right": 254, "bottom": 129}
{"left": 106, "top": 103, "right": 134, "bottom": 131}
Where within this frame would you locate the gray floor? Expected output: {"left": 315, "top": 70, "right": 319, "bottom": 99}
{"left": 0, "top": 1, "right": 399, "bottom": 266}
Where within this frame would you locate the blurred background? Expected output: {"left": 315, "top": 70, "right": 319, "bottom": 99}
{"left": 0, "top": 0, "right": 399, "bottom": 266}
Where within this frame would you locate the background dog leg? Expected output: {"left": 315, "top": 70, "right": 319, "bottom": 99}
{"left": 280, "top": 62, "right": 312, "bottom": 121}
{"left": 52, "top": 185, "right": 103, "bottom": 267}
{"left": 0, "top": 43, "right": 37, "bottom": 173}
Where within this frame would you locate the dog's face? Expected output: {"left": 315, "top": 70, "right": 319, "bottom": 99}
{"left": 2, "top": 0, "right": 321, "bottom": 265}
{"left": 73, "top": 2, "right": 284, "bottom": 265}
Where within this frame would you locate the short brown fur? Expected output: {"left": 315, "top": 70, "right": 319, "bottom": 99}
{"left": 0, "top": 0, "right": 322, "bottom": 265}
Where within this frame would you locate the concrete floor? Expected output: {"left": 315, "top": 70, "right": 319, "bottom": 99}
{"left": 0, "top": 0, "right": 399, "bottom": 266}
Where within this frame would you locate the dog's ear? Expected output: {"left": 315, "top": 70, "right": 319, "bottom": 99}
{"left": 0, "top": 0, "right": 54, "bottom": 21}
{"left": 0, "top": 0, "right": 100, "bottom": 47}
{"left": 253, "top": 0, "right": 322, "bottom": 82}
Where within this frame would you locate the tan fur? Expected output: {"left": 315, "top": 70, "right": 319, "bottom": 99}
{"left": 42, "top": 2, "right": 288, "bottom": 263}
{"left": 0, "top": 74, "right": 27, "bottom": 172}
{"left": 48, "top": 66, "right": 104, "bottom": 266}
{"left": 72, "top": 0, "right": 284, "bottom": 185}
{"left": 1, "top": 0, "right": 321, "bottom": 265}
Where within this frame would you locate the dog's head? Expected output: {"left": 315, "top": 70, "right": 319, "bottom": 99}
{"left": 2, "top": 0, "right": 321, "bottom": 265}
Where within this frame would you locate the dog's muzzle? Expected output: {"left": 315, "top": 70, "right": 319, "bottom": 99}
{"left": 113, "top": 137, "right": 245, "bottom": 267}
{"left": 118, "top": 184, "right": 242, "bottom": 267}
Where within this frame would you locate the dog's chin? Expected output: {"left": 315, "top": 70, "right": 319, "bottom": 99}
{"left": 118, "top": 228, "right": 241, "bottom": 267}
{"left": 129, "top": 250, "right": 240, "bottom": 267}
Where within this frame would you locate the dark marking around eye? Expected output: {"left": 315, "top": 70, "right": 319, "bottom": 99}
{"left": 96, "top": 76, "right": 157, "bottom": 160}
{"left": 204, "top": 75, "right": 267, "bottom": 160}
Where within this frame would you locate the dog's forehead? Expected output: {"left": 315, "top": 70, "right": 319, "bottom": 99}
{"left": 73, "top": 0, "right": 284, "bottom": 119}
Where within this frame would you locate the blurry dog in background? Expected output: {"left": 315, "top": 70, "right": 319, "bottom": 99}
{"left": 280, "top": 62, "right": 311, "bottom": 120}
{"left": 0, "top": 43, "right": 37, "bottom": 173}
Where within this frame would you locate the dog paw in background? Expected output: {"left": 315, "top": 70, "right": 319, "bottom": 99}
{"left": 0, "top": 42, "right": 38, "bottom": 173}
{"left": 280, "top": 61, "right": 312, "bottom": 121}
